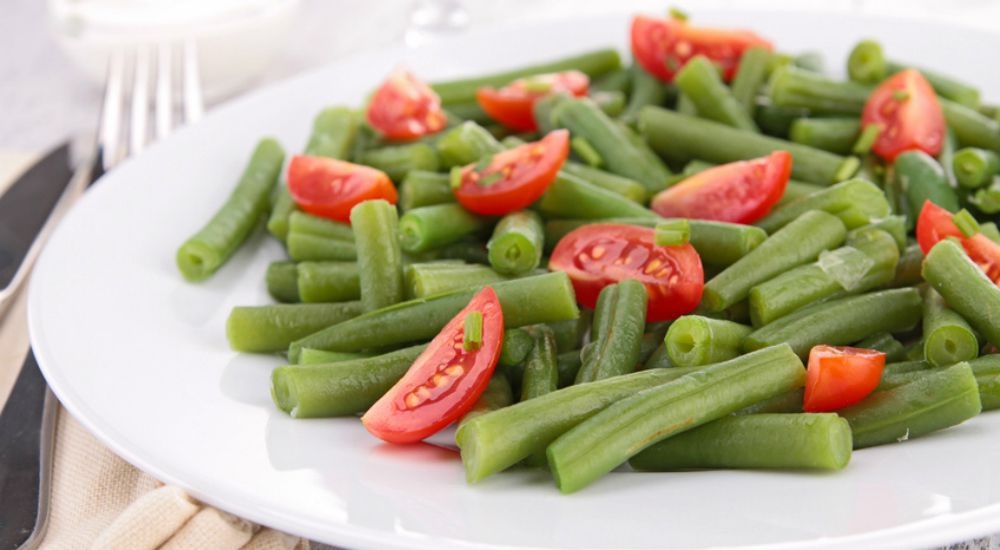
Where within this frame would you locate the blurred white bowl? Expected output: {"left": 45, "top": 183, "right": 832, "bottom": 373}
{"left": 48, "top": 0, "right": 301, "bottom": 101}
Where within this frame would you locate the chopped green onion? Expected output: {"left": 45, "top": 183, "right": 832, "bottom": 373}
{"left": 668, "top": 7, "right": 689, "bottom": 21}
{"left": 654, "top": 219, "right": 691, "bottom": 246}
{"left": 464, "top": 311, "right": 484, "bottom": 351}
{"left": 571, "top": 136, "right": 604, "bottom": 167}
{"left": 892, "top": 90, "right": 911, "bottom": 102}
{"left": 478, "top": 172, "right": 504, "bottom": 187}
{"left": 521, "top": 78, "right": 554, "bottom": 94}
{"left": 853, "top": 123, "right": 882, "bottom": 155}
{"left": 953, "top": 209, "right": 981, "bottom": 238}
{"left": 834, "top": 156, "right": 861, "bottom": 182}
{"left": 449, "top": 166, "right": 464, "bottom": 190}
{"left": 474, "top": 153, "right": 495, "bottom": 172}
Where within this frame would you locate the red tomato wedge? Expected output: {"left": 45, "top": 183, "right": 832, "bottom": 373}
{"left": 630, "top": 14, "right": 772, "bottom": 83}
{"left": 861, "top": 68, "right": 945, "bottom": 161}
{"left": 453, "top": 129, "right": 569, "bottom": 215}
{"left": 804, "top": 345, "right": 886, "bottom": 413}
{"left": 650, "top": 151, "right": 791, "bottom": 224}
{"left": 287, "top": 155, "right": 397, "bottom": 223}
{"left": 548, "top": 224, "right": 703, "bottom": 322}
{"left": 475, "top": 71, "right": 589, "bottom": 132}
{"left": 362, "top": 287, "right": 504, "bottom": 444}
{"left": 915, "top": 200, "right": 1000, "bottom": 284}
{"left": 366, "top": 69, "right": 447, "bottom": 141}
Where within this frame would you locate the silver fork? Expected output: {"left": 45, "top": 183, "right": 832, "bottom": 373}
{"left": 3, "top": 40, "right": 204, "bottom": 550}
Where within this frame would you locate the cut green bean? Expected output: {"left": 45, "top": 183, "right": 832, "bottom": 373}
{"left": 266, "top": 261, "right": 300, "bottom": 303}
{"left": 891, "top": 243, "right": 924, "bottom": 288}
{"left": 894, "top": 151, "right": 959, "bottom": 230}
{"left": 754, "top": 103, "right": 810, "bottom": 138}
{"left": 940, "top": 99, "right": 1000, "bottom": 153}
{"left": 288, "top": 211, "right": 354, "bottom": 241}
{"left": 665, "top": 315, "right": 752, "bottom": 368}
{"left": 630, "top": 413, "right": 851, "bottom": 471}
{"left": 499, "top": 328, "right": 534, "bottom": 372}
{"left": 591, "top": 67, "right": 631, "bottom": 95}
{"left": 923, "top": 239, "right": 1000, "bottom": 348}
{"left": 358, "top": 143, "right": 439, "bottom": 182}
{"left": 289, "top": 272, "right": 579, "bottom": 359}
{"left": 622, "top": 65, "right": 670, "bottom": 123}
{"left": 297, "top": 349, "right": 370, "bottom": 365}
{"left": 953, "top": 147, "right": 1000, "bottom": 189}
{"left": 675, "top": 56, "right": 758, "bottom": 132}
{"left": 575, "top": 280, "right": 647, "bottom": 383}
{"left": 640, "top": 107, "right": 856, "bottom": 184}
{"left": 405, "top": 263, "right": 506, "bottom": 299}
{"left": 969, "top": 355, "right": 1000, "bottom": 410}
{"left": 297, "top": 261, "right": 359, "bottom": 303}
{"left": 398, "top": 203, "right": 490, "bottom": 254}
{"left": 744, "top": 288, "right": 922, "bottom": 358}
{"left": 266, "top": 187, "right": 297, "bottom": 242}
{"left": 735, "top": 388, "right": 804, "bottom": 415}
{"left": 556, "top": 351, "right": 584, "bottom": 387}
{"left": 847, "top": 40, "right": 886, "bottom": 84}
{"left": 757, "top": 179, "right": 890, "bottom": 233}
{"left": 398, "top": 170, "right": 456, "bottom": 211}
{"left": 883, "top": 360, "right": 932, "bottom": 377}
{"left": 731, "top": 46, "right": 772, "bottom": 117}
{"left": 789, "top": 118, "right": 861, "bottom": 155}
{"left": 970, "top": 179, "right": 1000, "bottom": 214}
{"left": 922, "top": 287, "right": 979, "bottom": 367}
{"left": 547, "top": 344, "right": 805, "bottom": 493}
{"left": 436, "top": 121, "right": 504, "bottom": 168}
{"left": 227, "top": 301, "right": 364, "bottom": 353}
{"left": 444, "top": 101, "right": 493, "bottom": 125}
{"left": 703, "top": 210, "right": 847, "bottom": 312}
{"left": 571, "top": 136, "right": 603, "bottom": 167}
{"left": 286, "top": 232, "right": 358, "bottom": 262}
{"left": 982, "top": 222, "right": 1000, "bottom": 244}
{"left": 521, "top": 326, "right": 559, "bottom": 401}
{"left": 304, "top": 106, "right": 361, "bottom": 160}
{"left": 856, "top": 333, "right": 906, "bottom": 362}
{"left": 460, "top": 375, "right": 515, "bottom": 426}
{"left": 654, "top": 219, "right": 691, "bottom": 246}
{"left": 847, "top": 215, "right": 907, "bottom": 252}
{"left": 767, "top": 65, "right": 871, "bottom": 115}
{"left": 840, "top": 363, "right": 981, "bottom": 449}
{"left": 177, "top": 139, "right": 285, "bottom": 281}
{"left": 272, "top": 345, "right": 426, "bottom": 417}
{"left": 559, "top": 162, "right": 647, "bottom": 203}
{"left": 538, "top": 173, "right": 658, "bottom": 220}
{"left": 487, "top": 211, "right": 544, "bottom": 276}
{"left": 548, "top": 312, "right": 590, "bottom": 353}
{"left": 350, "top": 200, "right": 404, "bottom": 312}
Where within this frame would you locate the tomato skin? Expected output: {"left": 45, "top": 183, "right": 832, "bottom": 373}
{"left": 862, "top": 69, "right": 945, "bottom": 161}
{"left": 453, "top": 130, "right": 569, "bottom": 216}
{"left": 630, "top": 15, "right": 772, "bottom": 83}
{"left": 287, "top": 155, "right": 397, "bottom": 223}
{"left": 917, "top": 201, "right": 1000, "bottom": 284}
{"left": 548, "top": 224, "right": 704, "bottom": 322}
{"left": 804, "top": 345, "right": 886, "bottom": 413}
{"left": 475, "top": 71, "right": 589, "bottom": 132}
{"left": 650, "top": 151, "right": 791, "bottom": 224}
{"left": 366, "top": 69, "right": 447, "bottom": 141}
{"left": 959, "top": 233, "right": 1000, "bottom": 284}
{"left": 362, "top": 287, "right": 503, "bottom": 444}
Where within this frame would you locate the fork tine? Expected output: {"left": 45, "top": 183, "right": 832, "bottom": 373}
{"left": 129, "top": 45, "right": 151, "bottom": 156}
{"left": 98, "top": 50, "right": 126, "bottom": 172}
{"left": 155, "top": 43, "right": 173, "bottom": 140}
{"left": 182, "top": 39, "right": 204, "bottom": 124}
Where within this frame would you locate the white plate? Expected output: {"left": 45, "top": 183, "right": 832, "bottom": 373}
{"left": 28, "top": 9, "right": 1000, "bottom": 550}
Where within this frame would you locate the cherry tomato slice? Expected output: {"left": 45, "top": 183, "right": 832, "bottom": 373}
{"left": 475, "top": 71, "right": 589, "bottom": 132}
{"left": 453, "top": 129, "right": 569, "bottom": 216}
{"left": 916, "top": 200, "right": 1000, "bottom": 285}
{"left": 362, "top": 287, "right": 503, "bottom": 444}
{"left": 650, "top": 151, "right": 791, "bottom": 224}
{"left": 804, "top": 345, "right": 886, "bottom": 413}
{"left": 959, "top": 233, "right": 1000, "bottom": 284}
{"left": 287, "top": 155, "right": 397, "bottom": 224}
{"left": 861, "top": 68, "right": 945, "bottom": 161}
{"left": 630, "top": 14, "right": 772, "bottom": 83}
{"left": 548, "top": 224, "right": 704, "bottom": 322}
{"left": 366, "top": 69, "right": 447, "bottom": 141}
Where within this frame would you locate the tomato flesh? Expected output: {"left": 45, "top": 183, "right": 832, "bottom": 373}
{"left": 453, "top": 129, "right": 569, "bottom": 216}
{"left": 630, "top": 15, "right": 772, "bottom": 83}
{"left": 362, "top": 287, "right": 503, "bottom": 444}
{"left": 548, "top": 224, "right": 703, "bottom": 322}
{"left": 861, "top": 68, "right": 945, "bottom": 161}
{"left": 916, "top": 200, "right": 1000, "bottom": 284}
{"left": 366, "top": 69, "right": 447, "bottom": 141}
{"left": 804, "top": 345, "right": 886, "bottom": 413}
{"left": 287, "top": 155, "right": 397, "bottom": 223}
{"left": 650, "top": 151, "right": 791, "bottom": 224}
{"left": 476, "top": 71, "right": 589, "bottom": 132}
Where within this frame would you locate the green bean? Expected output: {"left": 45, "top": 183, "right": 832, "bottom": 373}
{"left": 591, "top": 67, "right": 632, "bottom": 95}
{"left": 982, "top": 222, "right": 1000, "bottom": 244}
{"left": 398, "top": 204, "right": 490, "bottom": 254}
{"left": 559, "top": 162, "right": 647, "bottom": 203}
{"left": 297, "top": 349, "right": 370, "bottom": 365}
{"left": 675, "top": 56, "right": 757, "bottom": 131}
{"left": 286, "top": 232, "right": 358, "bottom": 262}
{"left": 271, "top": 345, "right": 426, "bottom": 417}
{"left": 289, "top": 272, "right": 579, "bottom": 359}
{"left": 744, "top": 288, "right": 923, "bottom": 358}
{"left": 767, "top": 65, "right": 870, "bottom": 116}
{"left": 531, "top": 92, "right": 572, "bottom": 135}
{"left": 642, "top": 343, "right": 673, "bottom": 370}
{"left": 288, "top": 211, "right": 354, "bottom": 241}
{"left": 886, "top": 61, "right": 981, "bottom": 109}
{"left": 754, "top": 103, "right": 810, "bottom": 138}
{"left": 547, "top": 311, "right": 589, "bottom": 352}
{"left": 350, "top": 200, "right": 404, "bottom": 311}
{"left": 487, "top": 211, "right": 543, "bottom": 276}
{"left": 779, "top": 181, "right": 824, "bottom": 205}
{"left": 498, "top": 328, "right": 534, "bottom": 372}
{"left": 553, "top": 98, "right": 671, "bottom": 193}
{"left": 405, "top": 263, "right": 506, "bottom": 299}
{"left": 592, "top": 90, "right": 627, "bottom": 118}
{"left": 460, "top": 375, "right": 515, "bottom": 426}
{"left": 923, "top": 239, "right": 1000, "bottom": 348}
{"left": 639, "top": 107, "right": 856, "bottom": 184}
{"left": 894, "top": 151, "right": 959, "bottom": 230}
{"left": 521, "top": 326, "right": 559, "bottom": 402}
{"left": 348, "top": 123, "right": 379, "bottom": 162}
{"left": 358, "top": 143, "right": 439, "bottom": 182}
{"left": 398, "top": 170, "right": 456, "bottom": 211}
{"left": 731, "top": 46, "right": 772, "bottom": 118}
{"left": 570, "top": 136, "right": 603, "bottom": 167}
{"left": 304, "top": 106, "right": 361, "bottom": 160}
{"left": 923, "top": 287, "right": 979, "bottom": 367}
{"left": 430, "top": 48, "right": 622, "bottom": 105}
{"left": 266, "top": 261, "right": 300, "bottom": 303}
{"left": 630, "top": 413, "right": 851, "bottom": 471}
{"left": 556, "top": 351, "right": 584, "bottom": 387}
{"left": 703, "top": 210, "right": 847, "bottom": 312}
{"left": 891, "top": 243, "right": 924, "bottom": 288}
{"left": 436, "top": 121, "right": 504, "bottom": 168}
{"left": 575, "top": 280, "right": 647, "bottom": 383}
{"left": 266, "top": 188, "right": 297, "bottom": 242}
{"left": 970, "top": 180, "right": 1000, "bottom": 214}
{"left": 953, "top": 147, "right": 1000, "bottom": 189}
{"left": 538, "top": 173, "right": 658, "bottom": 220}
{"left": 856, "top": 333, "right": 906, "bottom": 362}
{"left": 443, "top": 101, "right": 493, "bottom": 125}
{"left": 790, "top": 118, "right": 861, "bottom": 155}
{"left": 665, "top": 315, "right": 752, "bottom": 368}
{"left": 840, "top": 363, "right": 981, "bottom": 449}
{"left": 969, "top": 355, "right": 1000, "bottom": 410}
{"left": 547, "top": 344, "right": 805, "bottom": 493}
{"left": 847, "top": 215, "right": 907, "bottom": 252}
{"left": 757, "top": 179, "right": 890, "bottom": 234}
{"left": 227, "top": 301, "right": 364, "bottom": 353}
{"left": 622, "top": 65, "right": 670, "bottom": 123}
{"left": 794, "top": 51, "right": 825, "bottom": 73}
{"left": 654, "top": 219, "right": 690, "bottom": 246}
{"left": 296, "top": 261, "right": 359, "bottom": 303}
{"left": 883, "top": 360, "right": 932, "bottom": 377}
{"left": 847, "top": 40, "right": 886, "bottom": 84}
{"left": 940, "top": 100, "right": 1000, "bottom": 153}
{"left": 735, "top": 388, "right": 804, "bottom": 415}
{"left": 747, "top": 227, "right": 899, "bottom": 326}
{"left": 675, "top": 92, "right": 698, "bottom": 116}
{"left": 457, "top": 365, "right": 717, "bottom": 482}
{"left": 177, "top": 139, "right": 285, "bottom": 281}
